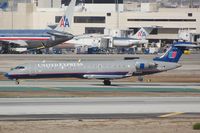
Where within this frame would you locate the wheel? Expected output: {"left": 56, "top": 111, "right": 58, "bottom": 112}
{"left": 15, "top": 79, "right": 20, "bottom": 85}
{"left": 103, "top": 80, "right": 111, "bottom": 86}
{"left": 138, "top": 76, "right": 144, "bottom": 82}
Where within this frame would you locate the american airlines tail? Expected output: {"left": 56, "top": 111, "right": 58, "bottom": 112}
{"left": 153, "top": 42, "right": 196, "bottom": 63}
{"left": 130, "top": 27, "right": 153, "bottom": 40}
{"left": 54, "top": 0, "right": 76, "bottom": 33}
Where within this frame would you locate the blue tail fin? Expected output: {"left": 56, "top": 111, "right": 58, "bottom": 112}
{"left": 153, "top": 42, "right": 192, "bottom": 63}
{"left": 0, "top": 2, "right": 8, "bottom": 10}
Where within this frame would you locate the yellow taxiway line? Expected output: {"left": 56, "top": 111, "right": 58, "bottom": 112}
{"left": 159, "top": 112, "right": 184, "bottom": 118}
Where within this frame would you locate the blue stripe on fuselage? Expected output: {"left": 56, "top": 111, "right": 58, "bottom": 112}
{"left": 6, "top": 72, "right": 128, "bottom": 79}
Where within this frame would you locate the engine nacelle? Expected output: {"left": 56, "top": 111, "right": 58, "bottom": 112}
{"left": 113, "top": 38, "right": 148, "bottom": 47}
{"left": 135, "top": 62, "right": 157, "bottom": 70}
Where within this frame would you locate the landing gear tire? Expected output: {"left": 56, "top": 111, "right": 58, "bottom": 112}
{"left": 15, "top": 79, "right": 20, "bottom": 85}
{"left": 103, "top": 80, "right": 111, "bottom": 86}
{"left": 138, "top": 76, "right": 144, "bottom": 82}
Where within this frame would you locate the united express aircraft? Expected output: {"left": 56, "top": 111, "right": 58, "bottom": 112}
{"left": 4, "top": 42, "right": 198, "bottom": 85}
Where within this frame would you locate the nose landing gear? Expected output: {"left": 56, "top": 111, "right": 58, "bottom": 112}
{"left": 137, "top": 76, "right": 144, "bottom": 82}
{"left": 15, "top": 79, "right": 20, "bottom": 85}
{"left": 103, "top": 80, "right": 111, "bottom": 86}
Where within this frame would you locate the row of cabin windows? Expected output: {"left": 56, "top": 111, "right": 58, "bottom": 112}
{"left": 37, "top": 63, "right": 130, "bottom": 69}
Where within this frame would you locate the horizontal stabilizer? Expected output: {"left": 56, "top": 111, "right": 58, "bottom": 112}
{"left": 47, "top": 31, "right": 74, "bottom": 38}
{"left": 174, "top": 43, "right": 200, "bottom": 48}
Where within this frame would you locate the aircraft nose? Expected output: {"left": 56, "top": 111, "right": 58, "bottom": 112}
{"left": 4, "top": 73, "right": 9, "bottom": 78}
{"left": 4, "top": 73, "right": 11, "bottom": 79}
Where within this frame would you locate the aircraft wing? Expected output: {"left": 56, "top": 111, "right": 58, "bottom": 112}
{"left": 47, "top": 31, "right": 73, "bottom": 38}
{"left": 174, "top": 43, "right": 200, "bottom": 48}
{"left": 0, "top": 40, "right": 28, "bottom": 46}
{"left": 83, "top": 74, "right": 127, "bottom": 79}
{"left": 21, "top": 34, "right": 74, "bottom": 53}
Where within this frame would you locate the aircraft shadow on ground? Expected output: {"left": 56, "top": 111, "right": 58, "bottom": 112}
{"left": 90, "top": 83, "right": 162, "bottom": 87}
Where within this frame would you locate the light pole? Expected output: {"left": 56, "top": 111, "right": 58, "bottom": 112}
{"left": 115, "top": 0, "right": 119, "bottom": 29}
{"left": 10, "top": 0, "right": 14, "bottom": 30}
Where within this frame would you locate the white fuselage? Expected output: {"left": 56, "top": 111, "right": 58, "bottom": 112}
{"left": 5, "top": 59, "right": 181, "bottom": 80}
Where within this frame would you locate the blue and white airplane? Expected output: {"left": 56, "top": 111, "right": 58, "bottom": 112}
{"left": 0, "top": 0, "right": 76, "bottom": 53}
{"left": 4, "top": 42, "right": 198, "bottom": 85}
{"left": 0, "top": 1, "right": 8, "bottom": 10}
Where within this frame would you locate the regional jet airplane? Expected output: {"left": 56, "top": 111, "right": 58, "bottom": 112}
{"left": 62, "top": 27, "right": 153, "bottom": 49}
{"left": 4, "top": 42, "right": 198, "bottom": 85}
{"left": 0, "top": 0, "right": 76, "bottom": 53}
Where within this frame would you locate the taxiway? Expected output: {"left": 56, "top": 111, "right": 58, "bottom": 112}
{"left": 0, "top": 97, "right": 200, "bottom": 120}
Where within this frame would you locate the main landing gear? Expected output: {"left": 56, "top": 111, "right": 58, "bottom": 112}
{"left": 103, "top": 80, "right": 111, "bottom": 86}
{"left": 15, "top": 79, "right": 20, "bottom": 85}
{"left": 137, "top": 76, "right": 144, "bottom": 82}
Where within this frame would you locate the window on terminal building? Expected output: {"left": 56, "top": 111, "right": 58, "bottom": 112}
{"left": 151, "top": 29, "right": 158, "bottom": 35}
{"left": 63, "top": 0, "right": 123, "bottom": 4}
{"left": 85, "top": 27, "right": 104, "bottom": 34}
{"left": 74, "top": 16, "right": 105, "bottom": 23}
{"left": 127, "top": 19, "right": 196, "bottom": 22}
{"left": 129, "top": 27, "right": 155, "bottom": 35}
{"left": 188, "top": 13, "right": 193, "bottom": 17}
{"left": 55, "top": 16, "right": 62, "bottom": 23}
{"left": 107, "top": 13, "right": 111, "bottom": 16}
{"left": 96, "top": 0, "right": 122, "bottom": 3}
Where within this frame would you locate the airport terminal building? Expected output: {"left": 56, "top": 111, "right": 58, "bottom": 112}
{"left": 0, "top": 0, "right": 200, "bottom": 43}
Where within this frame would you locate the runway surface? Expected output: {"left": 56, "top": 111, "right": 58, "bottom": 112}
{"left": 0, "top": 97, "right": 200, "bottom": 120}
{"left": 0, "top": 80, "right": 200, "bottom": 93}
{"left": 0, "top": 81, "right": 199, "bottom": 120}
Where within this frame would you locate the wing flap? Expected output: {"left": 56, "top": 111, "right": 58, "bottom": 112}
{"left": 83, "top": 74, "right": 125, "bottom": 79}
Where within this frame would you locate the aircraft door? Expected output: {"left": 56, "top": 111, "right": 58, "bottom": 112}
{"left": 100, "top": 38, "right": 110, "bottom": 48}
{"left": 28, "top": 64, "right": 38, "bottom": 76}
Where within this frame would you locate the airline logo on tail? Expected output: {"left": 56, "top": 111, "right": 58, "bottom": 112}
{"left": 60, "top": 16, "right": 70, "bottom": 28}
{"left": 168, "top": 51, "right": 177, "bottom": 59}
{"left": 138, "top": 31, "right": 146, "bottom": 37}
{"left": 137, "top": 30, "right": 147, "bottom": 39}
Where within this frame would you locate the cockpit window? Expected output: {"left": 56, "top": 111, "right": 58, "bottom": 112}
{"left": 14, "top": 66, "right": 25, "bottom": 70}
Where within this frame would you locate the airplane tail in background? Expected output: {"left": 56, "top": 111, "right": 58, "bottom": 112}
{"left": 153, "top": 42, "right": 197, "bottom": 63}
{"left": 0, "top": 2, "right": 8, "bottom": 10}
{"left": 54, "top": 0, "right": 76, "bottom": 33}
{"left": 130, "top": 27, "right": 153, "bottom": 40}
